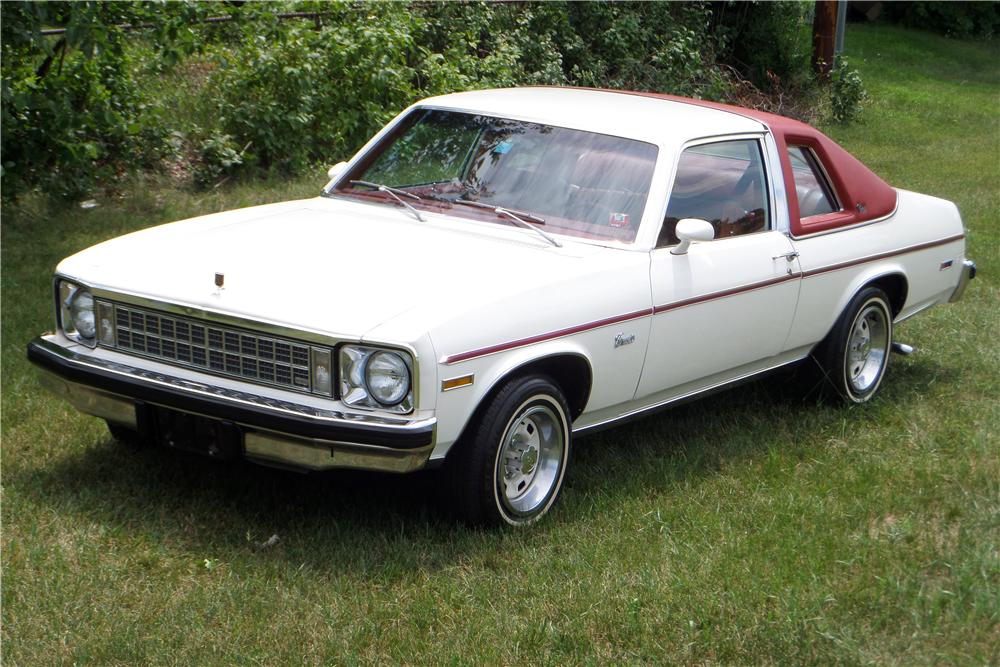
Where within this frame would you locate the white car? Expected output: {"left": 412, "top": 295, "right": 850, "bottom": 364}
{"left": 29, "top": 87, "right": 976, "bottom": 526}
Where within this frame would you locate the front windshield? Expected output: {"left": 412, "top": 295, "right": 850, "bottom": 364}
{"left": 330, "top": 109, "right": 658, "bottom": 243}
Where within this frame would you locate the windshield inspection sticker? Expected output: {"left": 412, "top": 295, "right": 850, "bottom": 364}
{"left": 609, "top": 212, "right": 630, "bottom": 228}
{"left": 493, "top": 140, "right": 514, "bottom": 154}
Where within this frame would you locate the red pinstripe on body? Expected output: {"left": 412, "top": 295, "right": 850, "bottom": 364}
{"left": 442, "top": 234, "right": 965, "bottom": 364}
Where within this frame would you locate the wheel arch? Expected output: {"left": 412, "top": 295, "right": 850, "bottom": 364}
{"left": 442, "top": 351, "right": 593, "bottom": 460}
{"left": 811, "top": 268, "right": 906, "bottom": 357}
{"left": 869, "top": 272, "right": 908, "bottom": 319}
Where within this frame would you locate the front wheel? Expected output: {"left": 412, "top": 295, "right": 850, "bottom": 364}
{"left": 814, "top": 286, "right": 893, "bottom": 403}
{"left": 444, "top": 375, "right": 571, "bottom": 527}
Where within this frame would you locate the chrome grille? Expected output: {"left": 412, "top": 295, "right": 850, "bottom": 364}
{"left": 109, "top": 303, "right": 315, "bottom": 393}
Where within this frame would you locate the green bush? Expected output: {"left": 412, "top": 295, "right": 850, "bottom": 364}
{"left": 212, "top": 1, "right": 728, "bottom": 176}
{"left": 559, "top": 2, "right": 720, "bottom": 95}
{"left": 1, "top": 2, "right": 167, "bottom": 200}
{"left": 829, "top": 56, "right": 866, "bottom": 124}
{"left": 2, "top": 0, "right": 832, "bottom": 199}
{"left": 711, "top": 1, "right": 814, "bottom": 92}
{"left": 881, "top": 1, "right": 999, "bottom": 39}
{"left": 192, "top": 132, "right": 244, "bottom": 189}
{"left": 213, "top": 8, "right": 424, "bottom": 174}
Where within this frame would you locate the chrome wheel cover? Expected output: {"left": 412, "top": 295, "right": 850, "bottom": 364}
{"left": 496, "top": 403, "right": 565, "bottom": 517}
{"left": 846, "top": 303, "right": 889, "bottom": 394}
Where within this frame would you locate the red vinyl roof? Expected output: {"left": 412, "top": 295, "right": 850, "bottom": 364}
{"left": 584, "top": 88, "right": 899, "bottom": 237}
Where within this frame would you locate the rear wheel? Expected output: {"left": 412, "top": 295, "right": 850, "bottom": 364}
{"left": 444, "top": 375, "right": 571, "bottom": 527}
{"left": 814, "top": 286, "right": 893, "bottom": 403}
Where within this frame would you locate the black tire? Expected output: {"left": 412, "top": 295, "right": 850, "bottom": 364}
{"left": 106, "top": 420, "right": 145, "bottom": 447}
{"left": 443, "top": 375, "right": 572, "bottom": 527}
{"left": 813, "top": 286, "right": 893, "bottom": 403}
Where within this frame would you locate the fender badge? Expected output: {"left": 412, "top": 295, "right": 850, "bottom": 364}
{"left": 614, "top": 333, "right": 635, "bottom": 348}
{"left": 215, "top": 272, "right": 225, "bottom": 289}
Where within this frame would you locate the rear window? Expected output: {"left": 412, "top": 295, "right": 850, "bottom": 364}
{"left": 788, "top": 146, "right": 838, "bottom": 218}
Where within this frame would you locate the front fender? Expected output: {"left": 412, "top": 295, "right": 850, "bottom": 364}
{"left": 430, "top": 338, "right": 593, "bottom": 460}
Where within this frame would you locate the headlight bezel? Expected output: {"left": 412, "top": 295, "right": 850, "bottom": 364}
{"left": 57, "top": 279, "right": 98, "bottom": 348}
{"left": 339, "top": 344, "right": 414, "bottom": 413}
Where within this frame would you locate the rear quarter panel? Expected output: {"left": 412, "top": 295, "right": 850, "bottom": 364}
{"left": 785, "top": 189, "right": 966, "bottom": 351}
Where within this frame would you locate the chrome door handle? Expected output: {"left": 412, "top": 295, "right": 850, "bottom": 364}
{"left": 773, "top": 251, "right": 800, "bottom": 261}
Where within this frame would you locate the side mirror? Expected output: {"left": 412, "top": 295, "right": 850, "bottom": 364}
{"left": 670, "top": 218, "right": 715, "bottom": 255}
{"left": 327, "top": 161, "right": 348, "bottom": 181}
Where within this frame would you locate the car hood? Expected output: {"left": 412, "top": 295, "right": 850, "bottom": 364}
{"left": 56, "top": 196, "right": 609, "bottom": 342}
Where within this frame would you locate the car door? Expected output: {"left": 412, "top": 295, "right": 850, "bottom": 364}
{"left": 635, "top": 135, "right": 801, "bottom": 400}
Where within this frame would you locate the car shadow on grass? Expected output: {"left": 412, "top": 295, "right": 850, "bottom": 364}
{"left": 15, "top": 354, "right": 951, "bottom": 577}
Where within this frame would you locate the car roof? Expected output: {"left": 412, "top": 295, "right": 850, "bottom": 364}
{"left": 418, "top": 87, "right": 766, "bottom": 147}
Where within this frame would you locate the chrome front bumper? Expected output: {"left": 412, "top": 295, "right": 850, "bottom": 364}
{"left": 27, "top": 336, "right": 435, "bottom": 473}
{"left": 949, "top": 259, "right": 977, "bottom": 303}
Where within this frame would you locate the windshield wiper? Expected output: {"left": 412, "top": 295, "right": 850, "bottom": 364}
{"left": 349, "top": 180, "right": 425, "bottom": 222}
{"left": 453, "top": 199, "right": 560, "bottom": 247}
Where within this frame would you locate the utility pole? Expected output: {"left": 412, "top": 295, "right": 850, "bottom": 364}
{"left": 835, "top": 0, "right": 848, "bottom": 56}
{"left": 812, "top": 0, "right": 839, "bottom": 77}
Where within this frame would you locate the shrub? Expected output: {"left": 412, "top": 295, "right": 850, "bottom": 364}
{"left": 1, "top": 2, "right": 167, "bottom": 200}
{"left": 560, "top": 2, "right": 717, "bottom": 96}
{"left": 711, "top": 1, "right": 814, "bottom": 93}
{"left": 2, "top": 0, "right": 834, "bottom": 198}
{"left": 881, "top": 2, "right": 999, "bottom": 40}
{"left": 192, "top": 132, "right": 244, "bottom": 189}
{"left": 213, "top": 7, "right": 425, "bottom": 174}
{"left": 829, "top": 56, "right": 867, "bottom": 124}
{"left": 212, "top": 1, "right": 728, "bottom": 174}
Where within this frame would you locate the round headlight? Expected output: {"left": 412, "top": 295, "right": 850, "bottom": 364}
{"left": 69, "top": 289, "right": 96, "bottom": 339}
{"left": 364, "top": 351, "right": 410, "bottom": 406}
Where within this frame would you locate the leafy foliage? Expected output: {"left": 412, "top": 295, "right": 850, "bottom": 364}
{"left": 214, "top": 5, "right": 426, "bottom": 175}
{"left": 1, "top": 0, "right": 837, "bottom": 200}
{"left": 881, "top": 1, "right": 999, "bottom": 39}
{"left": 1, "top": 2, "right": 168, "bottom": 200}
{"left": 829, "top": 56, "right": 867, "bottom": 124}
{"left": 192, "top": 132, "right": 244, "bottom": 189}
{"left": 211, "top": 1, "right": 734, "bottom": 178}
{"left": 710, "top": 1, "right": 815, "bottom": 93}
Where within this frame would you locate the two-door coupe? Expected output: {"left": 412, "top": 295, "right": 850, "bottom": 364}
{"left": 28, "top": 87, "right": 975, "bottom": 525}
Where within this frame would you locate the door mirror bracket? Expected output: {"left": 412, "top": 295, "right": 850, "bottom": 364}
{"left": 671, "top": 218, "right": 715, "bottom": 255}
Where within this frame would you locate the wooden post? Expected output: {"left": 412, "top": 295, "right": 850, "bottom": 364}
{"left": 812, "top": 0, "right": 838, "bottom": 77}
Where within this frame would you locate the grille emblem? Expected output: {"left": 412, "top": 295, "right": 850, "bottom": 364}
{"left": 215, "top": 272, "right": 225, "bottom": 289}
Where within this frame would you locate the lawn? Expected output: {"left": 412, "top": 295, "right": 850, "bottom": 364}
{"left": 2, "top": 23, "right": 997, "bottom": 665}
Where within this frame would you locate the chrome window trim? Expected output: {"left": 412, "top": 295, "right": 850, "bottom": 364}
{"left": 762, "top": 132, "right": 791, "bottom": 234}
{"left": 655, "top": 132, "right": 775, "bottom": 249}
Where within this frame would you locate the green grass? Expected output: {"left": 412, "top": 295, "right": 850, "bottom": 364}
{"left": 3, "top": 24, "right": 998, "bottom": 665}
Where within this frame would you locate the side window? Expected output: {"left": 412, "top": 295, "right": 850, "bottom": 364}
{"left": 658, "top": 139, "right": 770, "bottom": 248}
{"left": 788, "top": 146, "right": 838, "bottom": 218}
